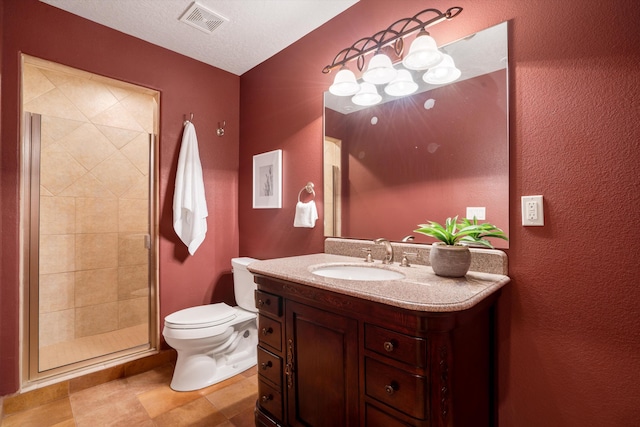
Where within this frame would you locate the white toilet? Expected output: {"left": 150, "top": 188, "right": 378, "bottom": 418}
{"left": 163, "top": 257, "right": 259, "bottom": 391}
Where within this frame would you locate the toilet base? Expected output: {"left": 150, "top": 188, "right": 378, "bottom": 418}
{"left": 168, "top": 318, "right": 258, "bottom": 392}
{"left": 170, "top": 350, "right": 257, "bottom": 392}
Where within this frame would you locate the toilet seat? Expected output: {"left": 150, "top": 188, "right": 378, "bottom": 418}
{"left": 164, "top": 303, "right": 237, "bottom": 329}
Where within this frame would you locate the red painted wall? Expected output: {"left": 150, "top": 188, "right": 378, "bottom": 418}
{"left": 1, "top": 0, "right": 239, "bottom": 394}
{"left": 240, "top": 0, "right": 640, "bottom": 425}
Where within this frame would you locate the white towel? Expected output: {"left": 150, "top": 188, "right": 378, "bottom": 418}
{"left": 173, "top": 122, "right": 208, "bottom": 255}
{"left": 294, "top": 201, "right": 318, "bottom": 228}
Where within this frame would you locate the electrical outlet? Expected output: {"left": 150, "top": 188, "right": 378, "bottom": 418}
{"left": 522, "top": 195, "right": 544, "bottom": 226}
{"left": 526, "top": 201, "right": 537, "bottom": 220}
{"left": 466, "top": 207, "right": 486, "bottom": 220}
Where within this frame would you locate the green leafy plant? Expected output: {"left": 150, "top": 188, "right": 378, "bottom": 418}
{"left": 414, "top": 216, "right": 508, "bottom": 248}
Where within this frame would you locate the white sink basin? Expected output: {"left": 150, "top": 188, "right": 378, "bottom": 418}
{"left": 311, "top": 264, "right": 405, "bottom": 281}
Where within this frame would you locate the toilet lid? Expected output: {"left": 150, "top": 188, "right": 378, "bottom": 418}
{"left": 164, "top": 303, "right": 237, "bottom": 329}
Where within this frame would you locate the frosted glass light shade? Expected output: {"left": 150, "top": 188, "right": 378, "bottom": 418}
{"left": 384, "top": 69, "right": 418, "bottom": 96}
{"left": 352, "top": 82, "right": 382, "bottom": 106}
{"left": 362, "top": 53, "right": 397, "bottom": 85}
{"left": 402, "top": 32, "right": 443, "bottom": 70}
{"left": 329, "top": 68, "right": 360, "bottom": 96}
{"left": 423, "top": 54, "right": 461, "bottom": 84}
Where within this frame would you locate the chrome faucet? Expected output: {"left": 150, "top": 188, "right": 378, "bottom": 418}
{"left": 374, "top": 238, "right": 393, "bottom": 264}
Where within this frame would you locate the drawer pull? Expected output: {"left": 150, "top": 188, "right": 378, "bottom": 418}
{"left": 261, "top": 327, "right": 273, "bottom": 336}
{"left": 257, "top": 298, "right": 271, "bottom": 307}
{"left": 384, "top": 382, "right": 398, "bottom": 395}
{"left": 383, "top": 340, "right": 396, "bottom": 352}
{"left": 261, "top": 394, "right": 273, "bottom": 403}
{"left": 261, "top": 361, "right": 273, "bottom": 370}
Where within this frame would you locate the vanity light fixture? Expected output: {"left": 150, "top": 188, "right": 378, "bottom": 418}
{"left": 362, "top": 53, "right": 397, "bottom": 85}
{"left": 423, "top": 53, "right": 461, "bottom": 84}
{"left": 328, "top": 66, "right": 360, "bottom": 96}
{"left": 402, "top": 30, "right": 443, "bottom": 70}
{"left": 384, "top": 69, "right": 419, "bottom": 97}
{"left": 352, "top": 82, "right": 382, "bottom": 106}
{"left": 324, "top": 7, "right": 462, "bottom": 105}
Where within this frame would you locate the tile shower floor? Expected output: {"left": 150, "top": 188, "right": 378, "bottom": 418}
{"left": 0, "top": 364, "right": 258, "bottom": 427}
{"left": 39, "top": 324, "right": 149, "bottom": 371}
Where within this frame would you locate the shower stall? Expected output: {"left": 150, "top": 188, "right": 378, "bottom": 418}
{"left": 20, "top": 55, "right": 159, "bottom": 382}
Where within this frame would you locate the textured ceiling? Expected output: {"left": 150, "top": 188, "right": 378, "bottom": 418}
{"left": 39, "top": 0, "right": 359, "bottom": 76}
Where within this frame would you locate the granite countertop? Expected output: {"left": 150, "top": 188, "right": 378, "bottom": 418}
{"left": 247, "top": 253, "right": 510, "bottom": 312}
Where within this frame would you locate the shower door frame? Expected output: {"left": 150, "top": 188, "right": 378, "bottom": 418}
{"left": 20, "top": 55, "right": 160, "bottom": 385}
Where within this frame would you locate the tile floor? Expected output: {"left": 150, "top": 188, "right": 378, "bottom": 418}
{"left": 0, "top": 363, "right": 258, "bottom": 427}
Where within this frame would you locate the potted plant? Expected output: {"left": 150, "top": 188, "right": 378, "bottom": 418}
{"left": 414, "top": 216, "right": 508, "bottom": 277}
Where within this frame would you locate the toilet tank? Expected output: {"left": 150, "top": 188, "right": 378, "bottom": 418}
{"left": 231, "top": 257, "right": 259, "bottom": 312}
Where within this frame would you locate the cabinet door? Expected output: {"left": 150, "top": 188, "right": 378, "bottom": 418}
{"left": 286, "top": 301, "right": 358, "bottom": 427}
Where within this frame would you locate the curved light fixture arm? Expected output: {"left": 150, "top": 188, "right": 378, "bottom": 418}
{"left": 322, "top": 6, "right": 462, "bottom": 74}
{"left": 328, "top": 35, "right": 380, "bottom": 72}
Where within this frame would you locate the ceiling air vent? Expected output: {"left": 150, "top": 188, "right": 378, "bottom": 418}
{"left": 179, "top": 2, "right": 228, "bottom": 34}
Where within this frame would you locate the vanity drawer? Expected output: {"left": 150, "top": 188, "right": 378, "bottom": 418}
{"left": 255, "top": 290, "right": 282, "bottom": 317}
{"left": 258, "top": 378, "right": 283, "bottom": 421}
{"left": 258, "top": 314, "right": 282, "bottom": 352}
{"left": 365, "top": 404, "right": 413, "bottom": 427}
{"left": 257, "top": 346, "right": 282, "bottom": 387}
{"left": 258, "top": 381, "right": 282, "bottom": 420}
{"left": 365, "top": 357, "right": 427, "bottom": 420}
{"left": 365, "top": 324, "right": 427, "bottom": 368}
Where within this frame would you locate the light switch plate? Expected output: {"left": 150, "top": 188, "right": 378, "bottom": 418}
{"left": 521, "top": 195, "right": 544, "bottom": 226}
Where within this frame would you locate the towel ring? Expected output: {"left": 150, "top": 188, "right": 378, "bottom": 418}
{"left": 298, "top": 182, "right": 315, "bottom": 202}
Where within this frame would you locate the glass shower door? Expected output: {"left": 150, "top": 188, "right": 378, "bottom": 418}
{"left": 26, "top": 111, "right": 154, "bottom": 375}
{"left": 22, "top": 55, "right": 159, "bottom": 381}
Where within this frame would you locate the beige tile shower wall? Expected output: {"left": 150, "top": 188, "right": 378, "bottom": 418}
{"left": 24, "top": 61, "right": 152, "bottom": 346}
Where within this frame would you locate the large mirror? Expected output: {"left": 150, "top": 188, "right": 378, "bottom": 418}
{"left": 323, "top": 22, "right": 509, "bottom": 248}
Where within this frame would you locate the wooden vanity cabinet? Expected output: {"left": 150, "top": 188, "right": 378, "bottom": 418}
{"left": 254, "top": 274, "right": 498, "bottom": 427}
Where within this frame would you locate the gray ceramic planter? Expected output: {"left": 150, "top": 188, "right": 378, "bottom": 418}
{"left": 429, "top": 243, "right": 471, "bottom": 277}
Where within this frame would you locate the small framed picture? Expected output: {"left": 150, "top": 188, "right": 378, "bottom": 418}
{"left": 253, "top": 149, "right": 282, "bottom": 209}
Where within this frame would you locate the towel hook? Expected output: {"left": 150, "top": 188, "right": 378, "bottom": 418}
{"left": 297, "top": 182, "right": 315, "bottom": 202}
{"left": 184, "top": 113, "right": 194, "bottom": 126}
{"left": 217, "top": 120, "right": 226, "bottom": 137}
